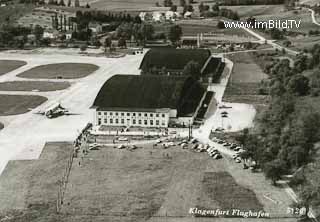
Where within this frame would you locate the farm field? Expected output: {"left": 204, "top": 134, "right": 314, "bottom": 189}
{"left": 17, "top": 8, "right": 73, "bottom": 29}
{"left": 17, "top": 63, "right": 99, "bottom": 79}
{"left": 221, "top": 4, "right": 284, "bottom": 18}
{"left": 175, "top": 19, "right": 253, "bottom": 38}
{"left": 285, "top": 35, "right": 320, "bottom": 51}
{"left": 0, "top": 81, "right": 71, "bottom": 92}
{"left": 227, "top": 52, "right": 268, "bottom": 84}
{"left": 0, "top": 3, "right": 34, "bottom": 26}
{"left": 89, "top": 0, "right": 179, "bottom": 11}
{"left": 254, "top": 8, "right": 320, "bottom": 34}
{"left": 0, "top": 142, "right": 298, "bottom": 221}
{"left": 0, "top": 94, "right": 47, "bottom": 115}
{"left": 0, "top": 60, "right": 27, "bottom": 76}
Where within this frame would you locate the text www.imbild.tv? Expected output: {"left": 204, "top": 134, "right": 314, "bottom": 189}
{"left": 224, "top": 20, "right": 301, "bottom": 29}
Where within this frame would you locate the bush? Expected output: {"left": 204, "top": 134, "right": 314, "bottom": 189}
{"left": 310, "top": 88, "right": 320, "bottom": 97}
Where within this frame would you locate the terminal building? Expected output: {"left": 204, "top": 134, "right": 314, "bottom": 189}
{"left": 92, "top": 75, "right": 206, "bottom": 128}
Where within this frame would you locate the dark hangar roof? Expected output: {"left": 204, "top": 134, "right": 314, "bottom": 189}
{"left": 92, "top": 75, "right": 205, "bottom": 116}
{"left": 139, "top": 48, "right": 211, "bottom": 71}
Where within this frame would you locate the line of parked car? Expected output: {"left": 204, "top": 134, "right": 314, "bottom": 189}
{"left": 179, "top": 138, "right": 223, "bottom": 160}
{"left": 212, "top": 137, "right": 245, "bottom": 163}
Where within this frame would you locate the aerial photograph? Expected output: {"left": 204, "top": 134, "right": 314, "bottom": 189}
{"left": 0, "top": 0, "right": 319, "bottom": 221}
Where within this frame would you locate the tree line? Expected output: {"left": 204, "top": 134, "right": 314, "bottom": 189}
{"left": 236, "top": 47, "right": 320, "bottom": 218}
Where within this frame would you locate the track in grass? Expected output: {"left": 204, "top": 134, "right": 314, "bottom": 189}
{"left": 199, "top": 171, "right": 264, "bottom": 211}
{"left": 0, "top": 81, "right": 71, "bottom": 92}
{"left": 0, "top": 60, "right": 27, "bottom": 76}
{"left": 17, "top": 63, "right": 99, "bottom": 79}
{"left": 0, "top": 94, "right": 47, "bottom": 115}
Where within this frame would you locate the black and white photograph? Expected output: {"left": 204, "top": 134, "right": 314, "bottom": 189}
{"left": 0, "top": 0, "right": 319, "bottom": 221}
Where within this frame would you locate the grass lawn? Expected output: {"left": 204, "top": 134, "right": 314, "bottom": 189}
{"left": 227, "top": 52, "right": 268, "bottom": 83}
{"left": 199, "top": 171, "right": 263, "bottom": 210}
{"left": 0, "top": 94, "right": 47, "bottom": 115}
{"left": 0, "top": 142, "right": 74, "bottom": 219}
{"left": 0, "top": 141, "right": 299, "bottom": 221}
{"left": 0, "top": 60, "right": 27, "bottom": 76}
{"left": 17, "top": 63, "right": 99, "bottom": 79}
{"left": 0, "top": 81, "right": 71, "bottom": 92}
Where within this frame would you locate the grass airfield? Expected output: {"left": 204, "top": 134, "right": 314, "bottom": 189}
{"left": 0, "top": 50, "right": 144, "bottom": 175}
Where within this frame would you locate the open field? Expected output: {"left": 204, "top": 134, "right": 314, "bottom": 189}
{"left": 0, "top": 81, "right": 71, "bottom": 92}
{"left": 176, "top": 19, "right": 253, "bottom": 38}
{"left": 254, "top": 8, "right": 320, "bottom": 33}
{"left": 17, "top": 63, "right": 99, "bottom": 79}
{"left": 223, "top": 52, "right": 269, "bottom": 131}
{"left": 0, "top": 3, "right": 34, "bottom": 25}
{"left": 0, "top": 60, "right": 26, "bottom": 76}
{"left": 221, "top": 4, "right": 285, "bottom": 18}
{"left": 17, "top": 8, "right": 73, "bottom": 29}
{"left": 0, "top": 51, "right": 144, "bottom": 178}
{"left": 0, "top": 141, "right": 298, "bottom": 221}
{"left": 227, "top": 52, "right": 268, "bottom": 83}
{"left": 0, "top": 142, "right": 73, "bottom": 217}
{"left": 285, "top": 35, "right": 320, "bottom": 51}
{"left": 0, "top": 94, "right": 47, "bottom": 116}
{"left": 89, "top": 0, "right": 179, "bottom": 11}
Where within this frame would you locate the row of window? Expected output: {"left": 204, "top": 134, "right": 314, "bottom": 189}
{"left": 98, "top": 111, "right": 166, "bottom": 118}
{"left": 98, "top": 118, "right": 166, "bottom": 126}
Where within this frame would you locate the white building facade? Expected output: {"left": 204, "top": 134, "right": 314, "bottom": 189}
{"left": 94, "top": 109, "right": 171, "bottom": 128}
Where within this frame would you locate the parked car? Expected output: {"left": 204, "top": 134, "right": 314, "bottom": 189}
{"left": 118, "top": 137, "right": 128, "bottom": 141}
{"left": 118, "top": 144, "right": 126, "bottom": 149}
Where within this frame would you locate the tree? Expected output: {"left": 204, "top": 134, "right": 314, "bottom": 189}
{"left": 198, "top": 2, "right": 204, "bottom": 12}
{"left": 270, "top": 80, "right": 286, "bottom": 97}
{"left": 212, "top": 3, "right": 219, "bottom": 11}
{"left": 182, "top": 61, "right": 201, "bottom": 80}
{"left": 269, "top": 28, "right": 283, "bottom": 40}
{"left": 80, "top": 44, "right": 87, "bottom": 52}
{"left": 294, "top": 54, "right": 308, "bottom": 73}
{"left": 118, "top": 37, "right": 126, "bottom": 48}
{"left": 168, "top": 25, "right": 182, "bottom": 44}
{"left": 59, "top": 0, "right": 65, "bottom": 6}
{"left": 180, "top": 0, "right": 186, "bottom": 6}
{"left": 104, "top": 36, "right": 112, "bottom": 49}
{"left": 264, "top": 160, "right": 285, "bottom": 185}
{"left": 298, "top": 184, "right": 320, "bottom": 218}
{"left": 217, "top": 21, "right": 225, "bottom": 29}
{"left": 163, "top": 0, "right": 173, "bottom": 7}
{"left": 86, "top": 3, "right": 90, "bottom": 8}
{"left": 33, "top": 25, "right": 44, "bottom": 43}
{"left": 286, "top": 74, "right": 310, "bottom": 96}
{"left": 67, "top": 0, "right": 71, "bottom": 7}
{"left": 170, "top": 5, "right": 177, "bottom": 12}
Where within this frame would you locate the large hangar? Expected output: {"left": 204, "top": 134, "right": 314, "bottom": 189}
{"left": 92, "top": 75, "right": 206, "bottom": 128}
